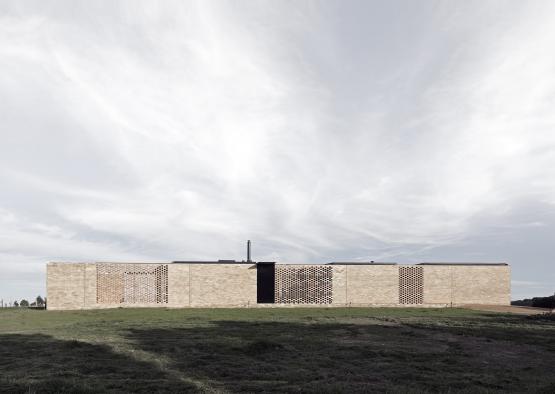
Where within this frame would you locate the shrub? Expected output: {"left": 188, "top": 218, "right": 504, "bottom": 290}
{"left": 532, "top": 296, "right": 555, "bottom": 309}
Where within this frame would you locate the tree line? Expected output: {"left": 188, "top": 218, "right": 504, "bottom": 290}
{"left": 512, "top": 294, "right": 555, "bottom": 310}
{"left": 5, "top": 296, "right": 46, "bottom": 308}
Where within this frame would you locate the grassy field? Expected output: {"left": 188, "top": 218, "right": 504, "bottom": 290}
{"left": 0, "top": 307, "right": 554, "bottom": 393}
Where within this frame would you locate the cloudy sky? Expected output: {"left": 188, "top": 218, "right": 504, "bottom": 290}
{"left": 1, "top": 0, "right": 554, "bottom": 302}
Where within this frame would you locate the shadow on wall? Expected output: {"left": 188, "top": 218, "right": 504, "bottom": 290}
{"left": 0, "top": 334, "right": 195, "bottom": 393}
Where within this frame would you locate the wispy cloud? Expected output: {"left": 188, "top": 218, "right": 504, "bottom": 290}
{"left": 1, "top": 1, "right": 554, "bottom": 299}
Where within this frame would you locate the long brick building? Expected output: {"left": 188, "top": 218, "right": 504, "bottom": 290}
{"left": 46, "top": 260, "right": 510, "bottom": 310}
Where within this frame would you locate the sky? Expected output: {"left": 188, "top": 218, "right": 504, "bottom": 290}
{"left": 1, "top": 0, "right": 554, "bottom": 302}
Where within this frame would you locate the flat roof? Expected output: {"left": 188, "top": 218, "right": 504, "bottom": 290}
{"left": 327, "top": 262, "right": 397, "bottom": 265}
{"left": 50, "top": 261, "right": 509, "bottom": 266}
{"left": 172, "top": 261, "right": 399, "bottom": 265}
{"left": 416, "top": 262, "right": 508, "bottom": 266}
{"left": 172, "top": 260, "right": 254, "bottom": 264}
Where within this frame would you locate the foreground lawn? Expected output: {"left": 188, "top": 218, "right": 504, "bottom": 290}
{"left": 0, "top": 307, "right": 553, "bottom": 393}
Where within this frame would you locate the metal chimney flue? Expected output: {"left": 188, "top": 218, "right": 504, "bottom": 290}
{"left": 247, "top": 240, "right": 252, "bottom": 263}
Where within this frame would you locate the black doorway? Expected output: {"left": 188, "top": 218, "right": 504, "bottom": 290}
{"left": 257, "top": 263, "right": 275, "bottom": 303}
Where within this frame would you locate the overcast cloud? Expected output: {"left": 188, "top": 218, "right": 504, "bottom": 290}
{"left": 1, "top": 0, "right": 554, "bottom": 302}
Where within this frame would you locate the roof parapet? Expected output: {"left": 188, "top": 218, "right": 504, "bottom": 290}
{"left": 172, "top": 260, "right": 253, "bottom": 264}
{"left": 327, "top": 262, "right": 398, "bottom": 265}
{"left": 416, "top": 262, "right": 508, "bottom": 266}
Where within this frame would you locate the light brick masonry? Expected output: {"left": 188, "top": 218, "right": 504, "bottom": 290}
{"left": 46, "top": 261, "right": 510, "bottom": 310}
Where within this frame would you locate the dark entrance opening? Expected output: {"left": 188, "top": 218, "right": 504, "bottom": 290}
{"left": 257, "top": 262, "right": 275, "bottom": 303}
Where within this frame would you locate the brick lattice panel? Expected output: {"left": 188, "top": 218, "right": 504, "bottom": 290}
{"left": 399, "top": 266, "right": 424, "bottom": 304}
{"left": 275, "top": 265, "right": 332, "bottom": 304}
{"left": 97, "top": 264, "right": 168, "bottom": 304}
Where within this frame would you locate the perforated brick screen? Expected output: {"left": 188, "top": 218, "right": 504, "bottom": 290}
{"left": 275, "top": 265, "right": 332, "bottom": 304}
{"left": 399, "top": 266, "right": 424, "bottom": 304}
{"left": 97, "top": 264, "right": 168, "bottom": 304}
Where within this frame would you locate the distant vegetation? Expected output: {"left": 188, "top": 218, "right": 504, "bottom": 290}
{"left": 3, "top": 296, "right": 46, "bottom": 309}
{"left": 512, "top": 295, "right": 555, "bottom": 309}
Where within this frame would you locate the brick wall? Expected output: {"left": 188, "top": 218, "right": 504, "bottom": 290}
{"left": 274, "top": 265, "right": 333, "bottom": 304}
{"left": 95, "top": 263, "right": 169, "bottom": 307}
{"left": 167, "top": 264, "right": 190, "bottom": 307}
{"left": 423, "top": 265, "right": 452, "bottom": 305}
{"left": 47, "top": 263, "right": 86, "bottom": 310}
{"left": 423, "top": 265, "right": 510, "bottom": 306}
{"left": 46, "top": 262, "right": 510, "bottom": 310}
{"left": 344, "top": 265, "right": 399, "bottom": 305}
{"left": 189, "top": 264, "right": 257, "bottom": 307}
{"left": 331, "top": 265, "right": 347, "bottom": 305}
{"left": 452, "top": 265, "right": 511, "bottom": 305}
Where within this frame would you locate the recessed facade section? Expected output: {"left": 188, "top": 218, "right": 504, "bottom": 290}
{"left": 399, "top": 266, "right": 424, "bottom": 305}
{"left": 275, "top": 265, "right": 333, "bottom": 304}
{"left": 256, "top": 263, "right": 275, "bottom": 304}
{"left": 96, "top": 264, "right": 168, "bottom": 305}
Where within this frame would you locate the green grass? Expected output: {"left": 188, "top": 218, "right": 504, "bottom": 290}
{"left": 0, "top": 307, "right": 554, "bottom": 393}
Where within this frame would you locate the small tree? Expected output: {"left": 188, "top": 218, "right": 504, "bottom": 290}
{"left": 36, "top": 296, "right": 45, "bottom": 306}
{"left": 13, "top": 301, "right": 19, "bottom": 307}
{"left": 20, "top": 299, "right": 29, "bottom": 307}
